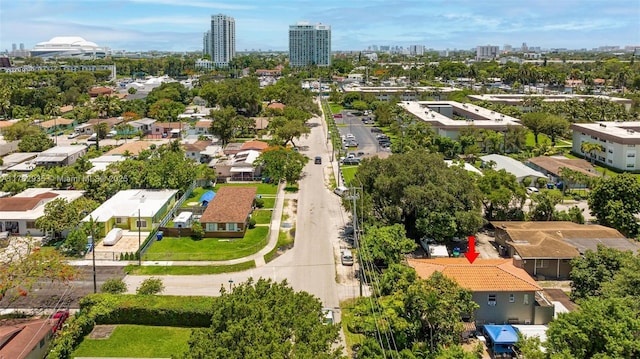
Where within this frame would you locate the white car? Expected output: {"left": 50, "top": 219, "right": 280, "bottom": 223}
{"left": 67, "top": 132, "right": 80, "bottom": 139}
{"left": 346, "top": 133, "right": 355, "bottom": 139}
{"left": 526, "top": 187, "right": 540, "bottom": 194}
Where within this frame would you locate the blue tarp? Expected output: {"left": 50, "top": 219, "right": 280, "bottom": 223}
{"left": 199, "top": 190, "right": 215, "bottom": 206}
{"left": 484, "top": 325, "right": 518, "bottom": 354}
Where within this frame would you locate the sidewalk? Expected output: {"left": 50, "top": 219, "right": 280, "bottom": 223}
{"left": 68, "top": 181, "right": 286, "bottom": 268}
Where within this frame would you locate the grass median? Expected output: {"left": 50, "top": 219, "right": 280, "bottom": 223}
{"left": 125, "top": 261, "right": 256, "bottom": 275}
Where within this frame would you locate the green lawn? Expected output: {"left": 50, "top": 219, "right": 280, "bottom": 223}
{"left": 252, "top": 209, "right": 273, "bottom": 224}
{"left": 180, "top": 187, "right": 210, "bottom": 207}
{"left": 259, "top": 197, "right": 276, "bottom": 208}
{"left": 341, "top": 166, "right": 359, "bottom": 186}
{"left": 143, "top": 226, "right": 269, "bottom": 261}
{"left": 264, "top": 230, "right": 295, "bottom": 263}
{"left": 72, "top": 325, "right": 191, "bottom": 358}
{"left": 125, "top": 261, "right": 256, "bottom": 275}
{"left": 340, "top": 299, "right": 366, "bottom": 358}
{"left": 329, "top": 103, "right": 345, "bottom": 114}
{"left": 214, "top": 183, "right": 278, "bottom": 195}
{"left": 525, "top": 132, "right": 551, "bottom": 147}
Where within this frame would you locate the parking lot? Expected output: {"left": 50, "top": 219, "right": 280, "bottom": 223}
{"left": 335, "top": 111, "right": 390, "bottom": 163}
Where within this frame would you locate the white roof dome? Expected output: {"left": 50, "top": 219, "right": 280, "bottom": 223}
{"left": 35, "top": 36, "right": 99, "bottom": 48}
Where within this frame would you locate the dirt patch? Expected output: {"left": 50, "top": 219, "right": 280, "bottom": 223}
{"left": 88, "top": 324, "right": 117, "bottom": 339}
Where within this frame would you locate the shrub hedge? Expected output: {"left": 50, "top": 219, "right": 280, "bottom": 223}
{"left": 48, "top": 294, "right": 216, "bottom": 359}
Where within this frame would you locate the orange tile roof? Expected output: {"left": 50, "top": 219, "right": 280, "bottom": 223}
{"left": 38, "top": 118, "right": 75, "bottom": 128}
{"left": 0, "top": 319, "right": 56, "bottom": 359}
{"left": 267, "top": 102, "right": 285, "bottom": 110}
{"left": 200, "top": 187, "right": 257, "bottom": 223}
{"left": 240, "top": 140, "right": 269, "bottom": 152}
{"left": 407, "top": 258, "right": 541, "bottom": 292}
{"left": 105, "top": 141, "right": 158, "bottom": 156}
{"left": 195, "top": 120, "right": 212, "bottom": 128}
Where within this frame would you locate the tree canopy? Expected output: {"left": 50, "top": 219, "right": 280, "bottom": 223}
{"left": 588, "top": 173, "right": 640, "bottom": 237}
{"left": 181, "top": 278, "right": 343, "bottom": 359}
{"left": 354, "top": 151, "right": 483, "bottom": 240}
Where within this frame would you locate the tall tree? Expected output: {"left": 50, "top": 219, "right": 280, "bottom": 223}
{"left": 209, "top": 106, "right": 240, "bottom": 145}
{"left": 521, "top": 112, "right": 549, "bottom": 145}
{"left": 569, "top": 245, "right": 635, "bottom": 301}
{"left": 181, "top": 278, "right": 343, "bottom": 359}
{"left": 588, "top": 174, "right": 640, "bottom": 237}
{"left": 359, "top": 224, "right": 417, "bottom": 268}
{"left": 256, "top": 146, "right": 307, "bottom": 183}
{"left": 477, "top": 169, "right": 526, "bottom": 221}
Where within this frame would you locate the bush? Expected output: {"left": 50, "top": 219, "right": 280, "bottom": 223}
{"left": 248, "top": 218, "right": 257, "bottom": 229}
{"left": 255, "top": 197, "right": 265, "bottom": 208}
{"left": 136, "top": 277, "right": 164, "bottom": 295}
{"left": 191, "top": 221, "right": 204, "bottom": 240}
{"left": 101, "top": 278, "right": 127, "bottom": 294}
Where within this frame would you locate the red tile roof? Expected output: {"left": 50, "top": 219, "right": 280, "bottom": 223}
{"left": 267, "top": 102, "right": 285, "bottom": 110}
{"left": 0, "top": 192, "right": 58, "bottom": 211}
{"left": 200, "top": 187, "right": 257, "bottom": 223}
{"left": 407, "top": 258, "right": 541, "bottom": 292}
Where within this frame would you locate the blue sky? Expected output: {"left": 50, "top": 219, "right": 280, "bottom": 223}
{"left": 1, "top": 0, "right": 638, "bottom": 52}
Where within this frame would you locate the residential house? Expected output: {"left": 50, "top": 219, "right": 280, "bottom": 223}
{"left": 0, "top": 318, "right": 57, "bottom": 359}
{"left": 0, "top": 188, "right": 84, "bottom": 235}
{"left": 88, "top": 86, "right": 113, "bottom": 97}
{"left": 571, "top": 121, "right": 640, "bottom": 171}
{"left": 183, "top": 140, "right": 213, "bottom": 163}
{"left": 526, "top": 156, "right": 598, "bottom": 186}
{"left": 37, "top": 118, "right": 76, "bottom": 133}
{"left": 480, "top": 154, "right": 547, "bottom": 183}
{"left": 193, "top": 120, "right": 212, "bottom": 136}
{"left": 75, "top": 117, "right": 123, "bottom": 135}
{"left": 59, "top": 105, "right": 74, "bottom": 114}
{"left": 82, "top": 189, "right": 178, "bottom": 236}
{"left": 240, "top": 140, "right": 269, "bottom": 152}
{"left": 0, "top": 152, "right": 38, "bottom": 172}
{"left": 214, "top": 150, "right": 261, "bottom": 181}
{"left": 151, "top": 122, "right": 183, "bottom": 138}
{"left": 200, "top": 186, "right": 257, "bottom": 238}
{"left": 491, "top": 221, "right": 634, "bottom": 279}
{"left": 253, "top": 117, "right": 270, "bottom": 132}
{"left": 223, "top": 142, "right": 244, "bottom": 156}
{"left": 407, "top": 258, "right": 555, "bottom": 325}
{"left": 267, "top": 102, "right": 285, "bottom": 111}
{"left": 200, "top": 144, "right": 224, "bottom": 166}
{"left": 35, "top": 145, "right": 87, "bottom": 167}
{"left": 87, "top": 154, "right": 126, "bottom": 174}
{"left": 125, "top": 118, "right": 156, "bottom": 136}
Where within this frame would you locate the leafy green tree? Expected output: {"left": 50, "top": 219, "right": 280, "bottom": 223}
{"left": 35, "top": 197, "right": 99, "bottom": 242}
{"left": 540, "top": 114, "right": 569, "bottom": 146}
{"left": 355, "top": 151, "right": 483, "bottom": 240}
{"left": 477, "top": 169, "right": 526, "bottom": 221}
{"left": 101, "top": 278, "right": 128, "bottom": 294}
{"left": 521, "top": 112, "right": 548, "bottom": 145}
{"left": 546, "top": 297, "right": 640, "bottom": 359}
{"left": 181, "top": 278, "right": 343, "bottom": 359}
{"left": 588, "top": 174, "right": 640, "bottom": 237}
{"left": 148, "top": 99, "right": 186, "bottom": 122}
{"left": 268, "top": 115, "right": 311, "bottom": 147}
{"left": 359, "top": 224, "right": 417, "bottom": 268}
{"left": 18, "top": 131, "right": 54, "bottom": 152}
{"left": 209, "top": 106, "right": 239, "bottom": 145}
{"left": 127, "top": 87, "right": 137, "bottom": 95}
{"left": 136, "top": 277, "right": 164, "bottom": 295}
{"left": 569, "top": 245, "right": 634, "bottom": 301}
{"left": 527, "top": 190, "right": 563, "bottom": 221}
{"left": 600, "top": 254, "right": 640, "bottom": 299}
{"left": 257, "top": 147, "right": 307, "bottom": 183}
{"left": 61, "top": 229, "right": 88, "bottom": 257}
{"left": 515, "top": 333, "right": 545, "bottom": 359}
{"left": 3, "top": 120, "right": 44, "bottom": 140}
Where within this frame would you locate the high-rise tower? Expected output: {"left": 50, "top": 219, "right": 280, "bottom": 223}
{"left": 288, "top": 22, "right": 331, "bottom": 67}
{"left": 204, "top": 14, "right": 235, "bottom": 67}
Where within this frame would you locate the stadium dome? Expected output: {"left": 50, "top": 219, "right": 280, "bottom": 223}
{"left": 31, "top": 36, "right": 109, "bottom": 59}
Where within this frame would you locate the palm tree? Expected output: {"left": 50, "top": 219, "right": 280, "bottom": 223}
{"left": 580, "top": 141, "right": 604, "bottom": 164}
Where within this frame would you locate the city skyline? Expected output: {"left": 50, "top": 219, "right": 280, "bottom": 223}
{"left": 1, "top": 0, "right": 639, "bottom": 53}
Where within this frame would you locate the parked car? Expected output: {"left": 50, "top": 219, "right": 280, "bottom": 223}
{"left": 322, "top": 308, "right": 335, "bottom": 324}
{"left": 334, "top": 186, "right": 348, "bottom": 196}
{"left": 52, "top": 311, "right": 70, "bottom": 333}
{"left": 346, "top": 140, "right": 358, "bottom": 147}
{"left": 371, "top": 127, "right": 382, "bottom": 133}
{"left": 67, "top": 132, "right": 80, "bottom": 139}
{"left": 346, "top": 133, "right": 355, "bottom": 139}
{"left": 342, "top": 158, "right": 361, "bottom": 165}
{"left": 314, "top": 156, "right": 322, "bottom": 164}
{"left": 526, "top": 187, "right": 539, "bottom": 195}
{"left": 341, "top": 249, "right": 354, "bottom": 266}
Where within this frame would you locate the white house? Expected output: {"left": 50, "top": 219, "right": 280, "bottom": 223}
{"left": 480, "top": 154, "right": 547, "bottom": 183}
{"left": 35, "top": 145, "right": 87, "bottom": 167}
{"left": 571, "top": 121, "right": 640, "bottom": 171}
{"left": 87, "top": 155, "right": 126, "bottom": 174}
{"left": 0, "top": 188, "right": 84, "bottom": 235}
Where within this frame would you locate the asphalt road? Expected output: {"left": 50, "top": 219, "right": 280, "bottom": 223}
{"left": 124, "top": 111, "right": 358, "bottom": 312}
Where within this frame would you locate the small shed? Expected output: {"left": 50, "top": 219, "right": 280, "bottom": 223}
{"left": 199, "top": 190, "right": 215, "bottom": 207}
{"left": 483, "top": 325, "right": 518, "bottom": 355}
{"left": 173, "top": 212, "right": 193, "bottom": 228}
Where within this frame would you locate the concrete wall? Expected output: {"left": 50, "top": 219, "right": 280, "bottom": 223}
{"left": 521, "top": 258, "right": 572, "bottom": 280}
{"left": 473, "top": 291, "right": 536, "bottom": 325}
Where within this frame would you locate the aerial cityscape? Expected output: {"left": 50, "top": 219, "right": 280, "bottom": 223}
{"left": 0, "top": 0, "right": 639, "bottom": 358}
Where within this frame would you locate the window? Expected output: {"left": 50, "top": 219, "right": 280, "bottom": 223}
{"left": 115, "top": 217, "right": 123, "bottom": 224}
{"left": 136, "top": 220, "right": 147, "bottom": 228}
{"left": 488, "top": 294, "right": 496, "bottom": 306}
{"left": 228, "top": 223, "right": 237, "bottom": 231}
{"left": 206, "top": 223, "right": 216, "bottom": 231}
{"left": 26, "top": 221, "right": 36, "bottom": 229}
{"left": 524, "top": 294, "right": 529, "bottom": 305}
{"left": 218, "top": 223, "right": 226, "bottom": 231}
{"left": 628, "top": 153, "right": 636, "bottom": 158}
{"left": 628, "top": 164, "right": 636, "bottom": 168}
{"left": 509, "top": 294, "right": 515, "bottom": 303}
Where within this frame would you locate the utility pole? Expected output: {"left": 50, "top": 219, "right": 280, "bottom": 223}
{"left": 350, "top": 186, "right": 363, "bottom": 297}
{"left": 138, "top": 209, "right": 141, "bottom": 266}
{"left": 89, "top": 216, "right": 97, "bottom": 293}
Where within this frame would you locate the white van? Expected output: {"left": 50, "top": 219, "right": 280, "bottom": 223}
{"left": 334, "top": 186, "right": 348, "bottom": 197}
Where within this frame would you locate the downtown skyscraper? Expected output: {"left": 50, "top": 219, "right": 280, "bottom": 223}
{"left": 203, "top": 14, "right": 235, "bottom": 67}
{"left": 288, "top": 22, "right": 331, "bottom": 67}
